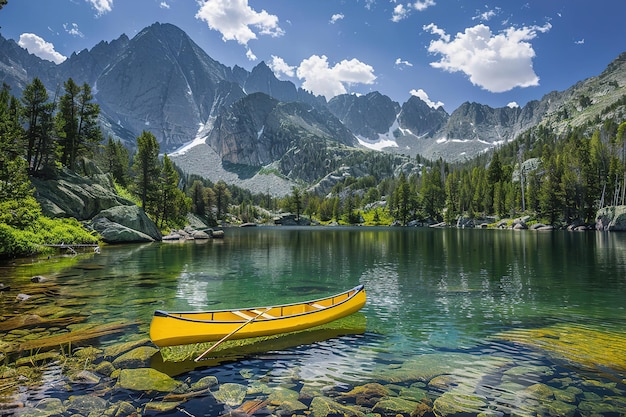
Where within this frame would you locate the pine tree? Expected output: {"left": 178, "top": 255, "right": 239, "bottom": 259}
{"left": 156, "top": 154, "right": 188, "bottom": 228}
{"left": 0, "top": 84, "right": 31, "bottom": 201}
{"left": 57, "top": 79, "right": 101, "bottom": 170}
{"left": 132, "top": 131, "right": 160, "bottom": 212}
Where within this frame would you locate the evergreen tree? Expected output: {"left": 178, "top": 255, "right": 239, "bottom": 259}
{"left": 289, "top": 187, "right": 303, "bottom": 221}
{"left": 57, "top": 79, "right": 101, "bottom": 170}
{"left": 394, "top": 172, "right": 411, "bottom": 225}
{"left": 155, "top": 154, "right": 188, "bottom": 228}
{"left": 188, "top": 180, "right": 206, "bottom": 216}
{"left": 132, "top": 131, "right": 160, "bottom": 212}
{"left": 0, "top": 85, "right": 31, "bottom": 201}
{"left": 21, "top": 78, "right": 55, "bottom": 174}
{"left": 100, "top": 136, "right": 129, "bottom": 187}
{"left": 213, "top": 181, "right": 231, "bottom": 221}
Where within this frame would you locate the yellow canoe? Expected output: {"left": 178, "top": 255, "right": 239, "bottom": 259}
{"left": 150, "top": 285, "right": 366, "bottom": 347}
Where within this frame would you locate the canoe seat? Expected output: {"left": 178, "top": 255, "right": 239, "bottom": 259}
{"left": 310, "top": 303, "right": 326, "bottom": 309}
{"left": 233, "top": 310, "right": 254, "bottom": 320}
{"left": 251, "top": 309, "right": 275, "bottom": 319}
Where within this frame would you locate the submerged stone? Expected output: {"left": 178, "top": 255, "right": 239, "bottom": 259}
{"left": 112, "top": 346, "right": 158, "bottom": 368}
{"left": 190, "top": 375, "right": 219, "bottom": 391}
{"left": 65, "top": 394, "right": 109, "bottom": 415}
{"left": 116, "top": 368, "right": 186, "bottom": 393}
{"left": 341, "top": 383, "right": 392, "bottom": 407}
{"left": 432, "top": 391, "right": 487, "bottom": 416}
{"left": 213, "top": 383, "right": 248, "bottom": 407}
{"left": 103, "top": 338, "right": 151, "bottom": 360}
{"left": 309, "top": 396, "right": 365, "bottom": 417}
{"left": 372, "top": 397, "right": 419, "bottom": 415}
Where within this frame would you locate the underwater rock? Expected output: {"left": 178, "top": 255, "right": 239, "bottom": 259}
{"left": 116, "top": 368, "right": 186, "bottom": 393}
{"left": 144, "top": 400, "right": 183, "bottom": 413}
{"left": 432, "top": 391, "right": 487, "bottom": 416}
{"left": 268, "top": 387, "right": 307, "bottom": 413}
{"left": 309, "top": 396, "right": 365, "bottom": 417}
{"left": 372, "top": 397, "right": 420, "bottom": 416}
{"left": 20, "top": 398, "right": 65, "bottom": 416}
{"left": 191, "top": 375, "right": 219, "bottom": 391}
{"left": 213, "top": 383, "right": 248, "bottom": 407}
{"left": 103, "top": 338, "right": 152, "bottom": 360}
{"left": 31, "top": 275, "right": 48, "bottom": 283}
{"left": 104, "top": 400, "right": 138, "bottom": 416}
{"left": 341, "top": 382, "right": 392, "bottom": 407}
{"left": 112, "top": 346, "right": 158, "bottom": 368}
{"left": 398, "top": 384, "right": 429, "bottom": 402}
{"left": 69, "top": 370, "right": 101, "bottom": 385}
{"left": 0, "top": 283, "right": 10, "bottom": 291}
{"left": 15, "top": 293, "right": 31, "bottom": 302}
{"left": 95, "top": 360, "right": 115, "bottom": 377}
{"left": 65, "top": 394, "right": 109, "bottom": 415}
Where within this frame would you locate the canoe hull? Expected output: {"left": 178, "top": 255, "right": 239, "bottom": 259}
{"left": 150, "top": 285, "right": 366, "bottom": 347}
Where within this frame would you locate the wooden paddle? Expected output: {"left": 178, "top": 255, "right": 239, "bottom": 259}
{"left": 194, "top": 307, "right": 272, "bottom": 362}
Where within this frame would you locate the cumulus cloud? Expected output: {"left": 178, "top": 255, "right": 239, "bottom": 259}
{"left": 160, "top": 2, "right": 170, "bottom": 9}
{"left": 395, "top": 58, "right": 413, "bottom": 67}
{"left": 392, "top": 0, "right": 436, "bottom": 22}
{"left": 330, "top": 13, "right": 344, "bottom": 24}
{"left": 423, "top": 22, "right": 551, "bottom": 92}
{"left": 195, "top": 0, "right": 284, "bottom": 46}
{"left": 296, "top": 55, "right": 376, "bottom": 100}
{"left": 63, "top": 23, "right": 84, "bottom": 38}
{"left": 85, "top": 0, "right": 113, "bottom": 16}
{"left": 507, "top": 101, "right": 520, "bottom": 108}
{"left": 410, "top": 88, "right": 444, "bottom": 109}
{"left": 472, "top": 8, "right": 499, "bottom": 21}
{"left": 269, "top": 55, "right": 296, "bottom": 78}
{"left": 18, "top": 33, "right": 67, "bottom": 64}
{"left": 246, "top": 48, "right": 257, "bottom": 61}
{"left": 575, "top": 38, "right": 585, "bottom": 45}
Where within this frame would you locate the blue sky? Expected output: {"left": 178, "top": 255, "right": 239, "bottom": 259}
{"left": 1, "top": 0, "right": 624, "bottom": 112}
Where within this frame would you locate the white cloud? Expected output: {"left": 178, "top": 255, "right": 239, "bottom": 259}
{"left": 63, "top": 23, "right": 84, "bottom": 38}
{"left": 330, "top": 13, "right": 344, "bottom": 24}
{"left": 296, "top": 55, "right": 376, "bottom": 100}
{"left": 392, "top": 4, "right": 409, "bottom": 22}
{"left": 472, "top": 8, "right": 499, "bottom": 21}
{"left": 413, "top": 0, "right": 436, "bottom": 11}
{"left": 392, "top": 0, "right": 436, "bottom": 22}
{"left": 18, "top": 33, "right": 67, "bottom": 64}
{"left": 160, "top": 2, "right": 170, "bottom": 9}
{"left": 85, "top": 0, "right": 113, "bottom": 16}
{"left": 269, "top": 55, "right": 296, "bottom": 78}
{"left": 410, "top": 88, "right": 444, "bottom": 109}
{"left": 575, "top": 38, "right": 585, "bottom": 45}
{"left": 507, "top": 101, "right": 519, "bottom": 108}
{"left": 195, "top": 0, "right": 284, "bottom": 46}
{"left": 395, "top": 58, "right": 413, "bottom": 67}
{"left": 423, "top": 22, "right": 551, "bottom": 92}
{"left": 246, "top": 48, "right": 257, "bottom": 61}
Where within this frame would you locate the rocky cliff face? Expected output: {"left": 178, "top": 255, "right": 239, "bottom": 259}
{"left": 328, "top": 92, "right": 400, "bottom": 140}
{"left": 206, "top": 92, "right": 355, "bottom": 167}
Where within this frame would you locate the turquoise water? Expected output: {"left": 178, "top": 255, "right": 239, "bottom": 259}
{"left": 2, "top": 226, "right": 626, "bottom": 415}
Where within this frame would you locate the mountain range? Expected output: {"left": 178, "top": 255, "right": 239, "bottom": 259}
{"left": 1, "top": 22, "right": 625, "bottom": 196}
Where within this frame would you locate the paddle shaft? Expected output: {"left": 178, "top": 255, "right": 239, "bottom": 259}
{"left": 194, "top": 307, "right": 272, "bottom": 362}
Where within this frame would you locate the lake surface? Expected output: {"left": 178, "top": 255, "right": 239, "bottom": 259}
{"left": 2, "top": 226, "right": 626, "bottom": 416}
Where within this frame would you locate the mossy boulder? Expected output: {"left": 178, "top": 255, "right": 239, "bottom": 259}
{"left": 116, "top": 368, "right": 186, "bottom": 393}
{"left": 432, "top": 391, "right": 487, "bottom": 416}
{"left": 112, "top": 346, "right": 158, "bottom": 368}
{"left": 309, "top": 396, "right": 365, "bottom": 417}
{"left": 212, "top": 383, "right": 248, "bottom": 407}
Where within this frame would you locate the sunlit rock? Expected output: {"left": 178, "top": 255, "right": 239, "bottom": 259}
{"left": 116, "top": 368, "right": 186, "bottom": 393}
{"left": 212, "top": 383, "right": 248, "bottom": 407}
{"left": 112, "top": 346, "right": 158, "bottom": 369}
